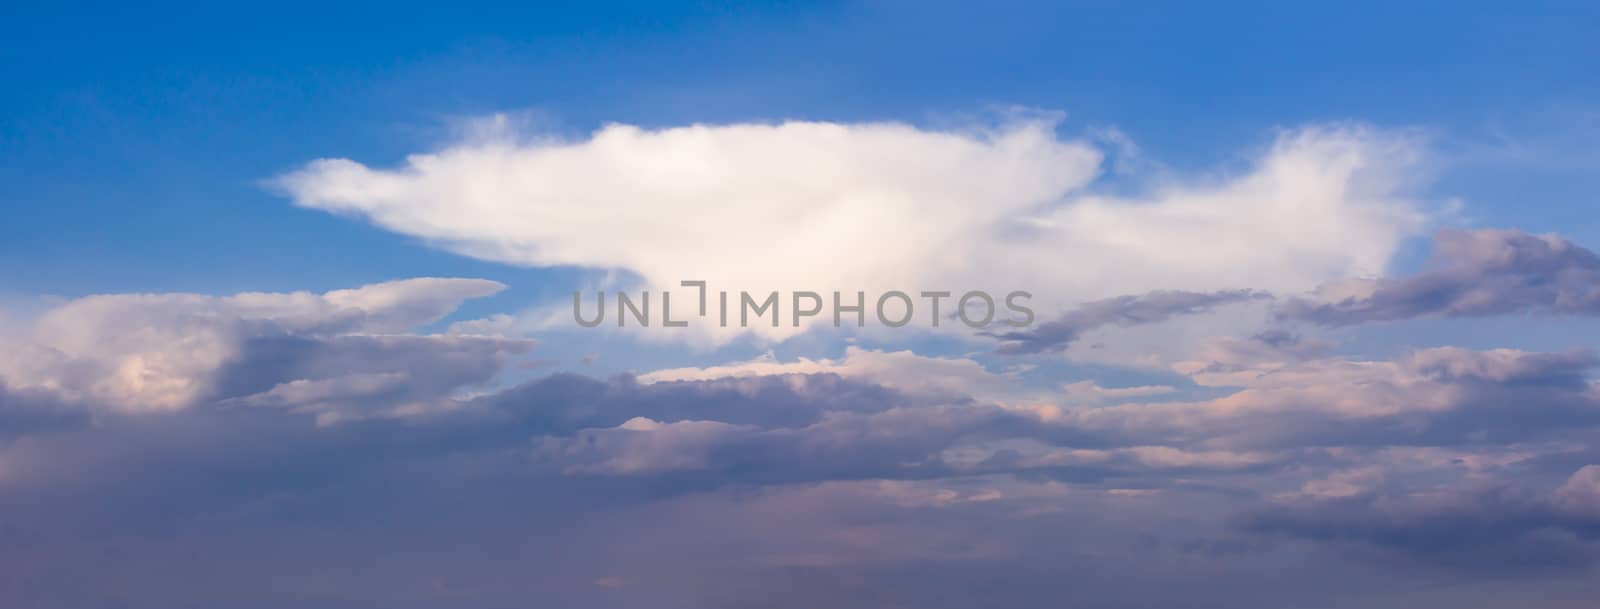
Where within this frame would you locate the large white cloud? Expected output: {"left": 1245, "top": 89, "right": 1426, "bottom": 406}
{"left": 275, "top": 116, "right": 1431, "bottom": 343}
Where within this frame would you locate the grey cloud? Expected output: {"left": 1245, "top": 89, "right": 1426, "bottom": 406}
{"left": 10, "top": 279, "right": 1600, "bottom": 607}
{"left": 208, "top": 333, "right": 533, "bottom": 422}
{"left": 1282, "top": 229, "right": 1600, "bottom": 326}
{"left": 1076, "top": 346, "right": 1600, "bottom": 452}
{"left": 473, "top": 371, "right": 918, "bottom": 434}
{"left": 0, "top": 383, "right": 88, "bottom": 440}
{"left": 1240, "top": 466, "right": 1600, "bottom": 569}
{"left": 3, "top": 354, "right": 1599, "bottom": 608}
{"left": 988, "top": 289, "right": 1270, "bottom": 355}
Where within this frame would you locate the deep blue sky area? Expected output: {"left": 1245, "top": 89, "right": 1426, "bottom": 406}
{"left": 3, "top": 1, "right": 1598, "bottom": 299}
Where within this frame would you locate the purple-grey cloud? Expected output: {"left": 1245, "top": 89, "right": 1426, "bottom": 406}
{"left": 4, "top": 278, "right": 1600, "bottom": 608}
{"left": 1240, "top": 466, "right": 1600, "bottom": 569}
{"left": 1282, "top": 229, "right": 1600, "bottom": 326}
{"left": 987, "top": 289, "right": 1270, "bottom": 355}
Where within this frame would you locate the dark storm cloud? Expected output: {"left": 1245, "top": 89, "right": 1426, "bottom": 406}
{"left": 987, "top": 289, "right": 1271, "bottom": 355}
{"left": 1282, "top": 229, "right": 1600, "bottom": 326}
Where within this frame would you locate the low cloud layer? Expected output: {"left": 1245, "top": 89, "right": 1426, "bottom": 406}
{"left": 4, "top": 273, "right": 1600, "bottom": 608}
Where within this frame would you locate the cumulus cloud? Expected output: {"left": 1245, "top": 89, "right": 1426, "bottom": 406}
{"left": 6, "top": 277, "right": 1600, "bottom": 606}
{"left": 275, "top": 118, "right": 1429, "bottom": 342}
{"left": 6, "top": 334, "right": 1599, "bottom": 607}
{"left": 1283, "top": 228, "right": 1600, "bottom": 325}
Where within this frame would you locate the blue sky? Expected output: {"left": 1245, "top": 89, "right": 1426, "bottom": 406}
{"left": 6, "top": 4, "right": 1600, "bottom": 608}
{"left": 5, "top": 1, "right": 1598, "bottom": 297}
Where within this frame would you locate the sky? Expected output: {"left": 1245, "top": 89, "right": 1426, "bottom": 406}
{"left": 3, "top": 2, "right": 1600, "bottom": 608}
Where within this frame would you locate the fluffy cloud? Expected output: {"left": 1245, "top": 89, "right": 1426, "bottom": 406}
{"left": 0, "top": 278, "right": 529, "bottom": 418}
{"left": 275, "top": 118, "right": 1429, "bottom": 342}
{"left": 5, "top": 334, "right": 1598, "bottom": 607}
{"left": 6, "top": 271, "right": 1600, "bottom": 607}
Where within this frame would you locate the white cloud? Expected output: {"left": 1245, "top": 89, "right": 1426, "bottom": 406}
{"left": 0, "top": 278, "right": 522, "bottom": 413}
{"left": 275, "top": 116, "right": 1431, "bottom": 344}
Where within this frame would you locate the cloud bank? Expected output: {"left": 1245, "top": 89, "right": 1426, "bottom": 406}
{"left": 3, "top": 268, "right": 1600, "bottom": 607}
